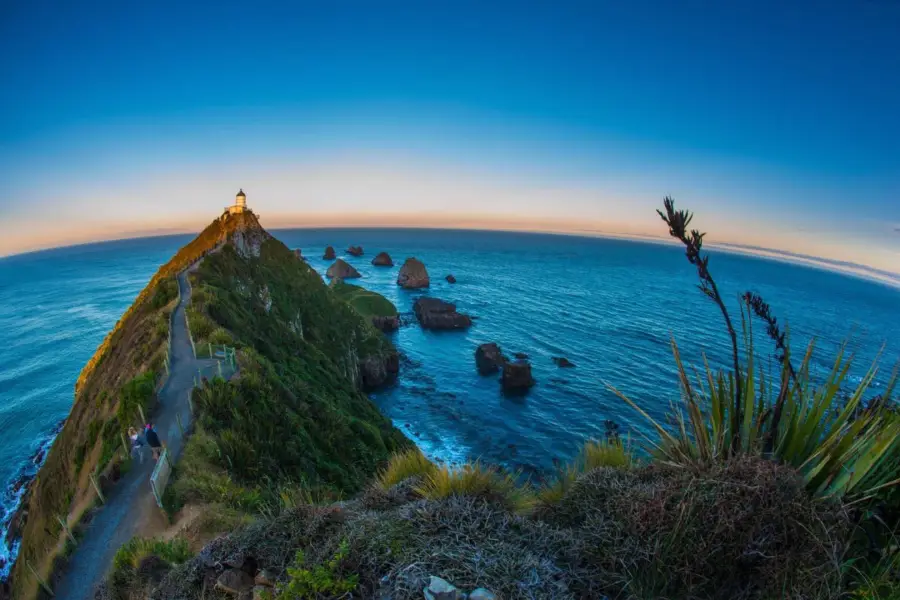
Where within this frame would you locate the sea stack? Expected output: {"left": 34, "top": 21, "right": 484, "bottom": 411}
{"left": 347, "top": 245, "right": 364, "bottom": 257}
{"left": 397, "top": 257, "right": 430, "bottom": 288}
{"left": 326, "top": 259, "right": 361, "bottom": 279}
{"left": 372, "top": 252, "right": 394, "bottom": 267}
{"left": 475, "top": 343, "right": 505, "bottom": 375}
{"left": 413, "top": 297, "right": 472, "bottom": 330}
{"left": 445, "top": 274, "right": 457, "bottom": 284}
{"left": 323, "top": 246, "right": 336, "bottom": 260}
{"left": 501, "top": 360, "right": 535, "bottom": 393}
{"left": 294, "top": 248, "right": 302, "bottom": 259}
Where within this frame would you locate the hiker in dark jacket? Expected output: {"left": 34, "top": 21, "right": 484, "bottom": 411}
{"left": 145, "top": 424, "right": 163, "bottom": 460}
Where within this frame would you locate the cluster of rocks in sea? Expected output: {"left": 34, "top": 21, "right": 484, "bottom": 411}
{"left": 318, "top": 245, "right": 582, "bottom": 395}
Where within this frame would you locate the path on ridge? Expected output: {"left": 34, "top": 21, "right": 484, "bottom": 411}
{"left": 55, "top": 270, "right": 231, "bottom": 600}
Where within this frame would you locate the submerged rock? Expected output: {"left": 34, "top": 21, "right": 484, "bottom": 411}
{"left": 502, "top": 360, "right": 535, "bottom": 393}
{"left": 514, "top": 352, "right": 529, "bottom": 360}
{"left": 552, "top": 356, "right": 576, "bottom": 368}
{"left": 323, "top": 246, "right": 336, "bottom": 260}
{"left": 475, "top": 342, "right": 505, "bottom": 375}
{"left": 372, "top": 251, "right": 393, "bottom": 266}
{"left": 413, "top": 297, "right": 472, "bottom": 330}
{"left": 326, "top": 259, "right": 361, "bottom": 279}
{"left": 397, "top": 257, "right": 430, "bottom": 288}
{"left": 445, "top": 274, "right": 456, "bottom": 283}
{"left": 347, "top": 245, "right": 364, "bottom": 256}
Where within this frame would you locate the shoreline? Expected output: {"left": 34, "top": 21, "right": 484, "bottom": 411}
{"left": 0, "top": 420, "right": 64, "bottom": 581}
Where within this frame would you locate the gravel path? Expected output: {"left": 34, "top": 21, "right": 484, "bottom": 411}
{"left": 54, "top": 270, "right": 231, "bottom": 600}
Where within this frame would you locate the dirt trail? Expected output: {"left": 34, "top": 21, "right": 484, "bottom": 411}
{"left": 54, "top": 271, "right": 231, "bottom": 600}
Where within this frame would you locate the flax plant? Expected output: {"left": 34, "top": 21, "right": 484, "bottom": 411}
{"left": 612, "top": 197, "right": 900, "bottom": 501}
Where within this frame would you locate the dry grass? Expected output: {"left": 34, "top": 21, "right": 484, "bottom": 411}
{"left": 539, "top": 437, "right": 634, "bottom": 508}
{"left": 377, "top": 448, "right": 437, "bottom": 490}
{"left": 415, "top": 462, "right": 536, "bottom": 515}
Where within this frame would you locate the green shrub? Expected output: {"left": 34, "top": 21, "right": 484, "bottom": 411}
{"left": 378, "top": 448, "right": 437, "bottom": 489}
{"left": 276, "top": 541, "right": 358, "bottom": 599}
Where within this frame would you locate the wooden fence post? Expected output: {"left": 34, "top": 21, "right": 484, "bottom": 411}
{"left": 56, "top": 515, "right": 76, "bottom": 545}
{"left": 208, "top": 342, "right": 212, "bottom": 358}
{"left": 120, "top": 432, "right": 129, "bottom": 456}
{"left": 138, "top": 405, "right": 146, "bottom": 426}
{"left": 89, "top": 473, "right": 105, "bottom": 504}
{"left": 176, "top": 412, "right": 185, "bottom": 437}
{"left": 26, "top": 560, "right": 54, "bottom": 596}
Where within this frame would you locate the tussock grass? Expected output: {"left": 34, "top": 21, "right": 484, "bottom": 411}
{"left": 377, "top": 448, "right": 437, "bottom": 489}
{"left": 416, "top": 462, "right": 536, "bottom": 515}
{"left": 539, "top": 437, "right": 634, "bottom": 508}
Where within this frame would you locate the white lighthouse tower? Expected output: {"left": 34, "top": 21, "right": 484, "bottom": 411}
{"left": 228, "top": 189, "right": 247, "bottom": 214}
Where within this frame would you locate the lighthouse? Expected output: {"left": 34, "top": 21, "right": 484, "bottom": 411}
{"left": 228, "top": 189, "right": 247, "bottom": 214}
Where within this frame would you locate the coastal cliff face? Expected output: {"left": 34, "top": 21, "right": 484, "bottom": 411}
{"left": 8, "top": 211, "right": 405, "bottom": 598}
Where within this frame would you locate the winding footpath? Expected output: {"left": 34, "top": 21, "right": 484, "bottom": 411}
{"left": 55, "top": 271, "right": 231, "bottom": 600}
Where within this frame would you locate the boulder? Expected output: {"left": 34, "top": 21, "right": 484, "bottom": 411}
{"left": 326, "top": 259, "right": 361, "bottom": 279}
{"left": 361, "top": 350, "right": 399, "bottom": 390}
{"left": 475, "top": 343, "right": 505, "bottom": 375}
{"left": 216, "top": 569, "right": 254, "bottom": 595}
{"left": 445, "top": 274, "right": 456, "bottom": 283}
{"left": 397, "top": 257, "right": 430, "bottom": 289}
{"left": 423, "top": 576, "right": 463, "bottom": 600}
{"left": 323, "top": 246, "right": 336, "bottom": 260}
{"left": 372, "top": 251, "right": 393, "bottom": 266}
{"left": 254, "top": 570, "right": 276, "bottom": 587}
{"left": 469, "top": 589, "right": 499, "bottom": 600}
{"left": 413, "top": 297, "right": 472, "bottom": 330}
{"left": 502, "top": 360, "right": 535, "bottom": 393}
{"left": 347, "top": 245, "right": 364, "bottom": 256}
{"left": 372, "top": 315, "right": 400, "bottom": 332}
{"left": 552, "top": 356, "right": 576, "bottom": 368}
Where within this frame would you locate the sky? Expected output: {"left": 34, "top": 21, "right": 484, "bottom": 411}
{"left": 1, "top": 0, "right": 898, "bottom": 274}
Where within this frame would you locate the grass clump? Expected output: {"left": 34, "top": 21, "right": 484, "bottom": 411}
{"left": 539, "top": 437, "right": 634, "bottom": 508}
{"left": 377, "top": 448, "right": 437, "bottom": 489}
{"left": 416, "top": 462, "right": 536, "bottom": 515}
{"left": 105, "top": 537, "right": 192, "bottom": 599}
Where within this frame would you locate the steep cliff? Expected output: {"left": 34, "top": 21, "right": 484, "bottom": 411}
{"left": 9, "top": 210, "right": 406, "bottom": 598}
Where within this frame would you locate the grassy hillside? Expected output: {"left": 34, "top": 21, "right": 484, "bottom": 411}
{"left": 10, "top": 210, "right": 407, "bottom": 598}
{"left": 169, "top": 232, "right": 408, "bottom": 510}
{"left": 330, "top": 281, "right": 398, "bottom": 320}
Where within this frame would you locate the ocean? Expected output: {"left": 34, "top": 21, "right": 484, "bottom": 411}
{"left": 1, "top": 228, "right": 898, "bottom": 577}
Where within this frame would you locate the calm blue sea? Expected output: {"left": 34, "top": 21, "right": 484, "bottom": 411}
{"left": 1, "top": 228, "right": 899, "bottom": 575}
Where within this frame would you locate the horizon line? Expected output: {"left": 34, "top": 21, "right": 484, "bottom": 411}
{"left": 3, "top": 216, "right": 898, "bottom": 291}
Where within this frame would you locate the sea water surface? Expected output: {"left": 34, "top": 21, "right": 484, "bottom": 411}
{"left": 2, "top": 228, "right": 899, "bottom": 576}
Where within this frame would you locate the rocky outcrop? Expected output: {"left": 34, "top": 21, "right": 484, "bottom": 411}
{"left": 553, "top": 356, "right": 576, "bottom": 368}
{"left": 413, "top": 297, "right": 472, "bottom": 330}
{"left": 475, "top": 343, "right": 505, "bottom": 375}
{"left": 323, "top": 246, "right": 336, "bottom": 260}
{"left": 423, "top": 576, "right": 497, "bottom": 600}
{"left": 326, "top": 259, "right": 361, "bottom": 279}
{"left": 293, "top": 248, "right": 302, "bottom": 259}
{"left": 397, "top": 257, "right": 430, "bottom": 289}
{"left": 372, "top": 315, "right": 400, "bottom": 332}
{"left": 347, "top": 245, "right": 364, "bottom": 256}
{"left": 502, "top": 360, "right": 535, "bottom": 393}
{"left": 372, "top": 251, "right": 393, "bottom": 266}
{"left": 216, "top": 568, "right": 254, "bottom": 595}
{"left": 361, "top": 350, "right": 399, "bottom": 389}
{"left": 514, "top": 352, "right": 529, "bottom": 360}
{"left": 445, "top": 274, "right": 456, "bottom": 283}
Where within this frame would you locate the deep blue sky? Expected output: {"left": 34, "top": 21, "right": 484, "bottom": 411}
{"left": 1, "top": 0, "right": 898, "bottom": 271}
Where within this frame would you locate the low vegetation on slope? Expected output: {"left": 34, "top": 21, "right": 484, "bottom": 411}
{"left": 329, "top": 281, "right": 398, "bottom": 320}
{"left": 165, "top": 224, "right": 408, "bottom": 515}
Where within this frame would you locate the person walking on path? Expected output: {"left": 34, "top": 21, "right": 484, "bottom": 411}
{"left": 127, "top": 427, "right": 145, "bottom": 464}
{"left": 144, "top": 423, "right": 163, "bottom": 461}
